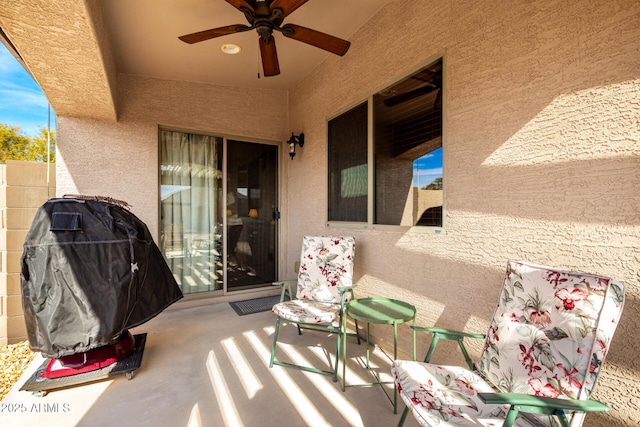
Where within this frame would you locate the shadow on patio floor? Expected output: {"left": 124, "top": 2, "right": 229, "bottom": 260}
{"left": 3, "top": 300, "right": 418, "bottom": 426}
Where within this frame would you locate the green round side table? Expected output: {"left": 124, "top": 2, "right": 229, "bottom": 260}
{"left": 342, "top": 297, "right": 416, "bottom": 414}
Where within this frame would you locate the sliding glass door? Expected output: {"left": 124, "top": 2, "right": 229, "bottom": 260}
{"left": 226, "top": 140, "right": 278, "bottom": 291}
{"left": 160, "top": 130, "right": 224, "bottom": 294}
{"left": 159, "top": 129, "right": 278, "bottom": 295}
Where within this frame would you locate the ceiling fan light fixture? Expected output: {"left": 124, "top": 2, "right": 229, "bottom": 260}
{"left": 221, "top": 43, "right": 241, "bottom": 54}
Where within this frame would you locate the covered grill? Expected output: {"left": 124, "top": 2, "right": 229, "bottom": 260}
{"left": 21, "top": 196, "right": 183, "bottom": 360}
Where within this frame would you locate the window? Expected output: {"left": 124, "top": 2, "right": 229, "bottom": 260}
{"left": 328, "top": 58, "right": 443, "bottom": 228}
{"left": 328, "top": 102, "right": 368, "bottom": 222}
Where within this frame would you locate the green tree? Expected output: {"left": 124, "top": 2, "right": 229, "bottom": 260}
{"left": 0, "top": 124, "right": 30, "bottom": 161}
{"left": 422, "top": 177, "right": 442, "bottom": 190}
{"left": 27, "top": 126, "right": 56, "bottom": 162}
{"left": 0, "top": 123, "right": 56, "bottom": 163}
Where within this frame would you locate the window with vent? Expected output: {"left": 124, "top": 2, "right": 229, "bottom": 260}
{"left": 328, "top": 57, "right": 443, "bottom": 228}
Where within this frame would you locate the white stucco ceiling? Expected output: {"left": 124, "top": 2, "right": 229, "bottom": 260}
{"left": 102, "top": 0, "right": 392, "bottom": 90}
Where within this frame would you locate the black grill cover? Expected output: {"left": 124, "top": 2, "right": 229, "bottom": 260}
{"left": 21, "top": 197, "right": 183, "bottom": 358}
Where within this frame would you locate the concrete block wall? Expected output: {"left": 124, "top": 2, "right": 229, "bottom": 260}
{"left": 0, "top": 160, "right": 55, "bottom": 346}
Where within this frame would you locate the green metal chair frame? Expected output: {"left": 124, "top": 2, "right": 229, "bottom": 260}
{"left": 393, "top": 260, "right": 625, "bottom": 427}
{"left": 269, "top": 236, "right": 360, "bottom": 382}
{"left": 396, "top": 327, "right": 610, "bottom": 427}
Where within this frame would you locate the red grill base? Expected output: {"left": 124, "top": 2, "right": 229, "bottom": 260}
{"left": 43, "top": 330, "right": 136, "bottom": 379}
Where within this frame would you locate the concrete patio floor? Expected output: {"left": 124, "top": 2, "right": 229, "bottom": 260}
{"left": 2, "top": 298, "right": 418, "bottom": 426}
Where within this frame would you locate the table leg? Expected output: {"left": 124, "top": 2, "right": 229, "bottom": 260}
{"left": 366, "top": 322, "right": 371, "bottom": 368}
{"left": 412, "top": 318, "right": 416, "bottom": 361}
{"left": 342, "top": 310, "right": 348, "bottom": 392}
{"left": 393, "top": 321, "right": 398, "bottom": 414}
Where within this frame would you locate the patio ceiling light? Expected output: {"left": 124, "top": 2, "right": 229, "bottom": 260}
{"left": 221, "top": 43, "right": 241, "bottom": 54}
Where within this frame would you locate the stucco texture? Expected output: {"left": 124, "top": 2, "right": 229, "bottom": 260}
{"left": 0, "top": 0, "right": 117, "bottom": 121}
{"left": 286, "top": 1, "right": 640, "bottom": 425}
{"left": 56, "top": 74, "right": 288, "bottom": 235}
{"left": 17, "top": 0, "right": 640, "bottom": 425}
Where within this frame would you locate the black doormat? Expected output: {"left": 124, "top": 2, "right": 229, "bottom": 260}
{"left": 229, "top": 295, "right": 289, "bottom": 316}
{"left": 20, "top": 333, "right": 147, "bottom": 395}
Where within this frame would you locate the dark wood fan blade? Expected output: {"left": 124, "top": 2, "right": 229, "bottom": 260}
{"left": 383, "top": 85, "right": 438, "bottom": 107}
{"left": 281, "top": 24, "right": 350, "bottom": 56}
{"left": 225, "top": 0, "right": 255, "bottom": 13}
{"left": 178, "top": 24, "right": 251, "bottom": 44}
{"left": 269, "top": 0, "right": 309, "bottom": 18}
{"left": 259, "top": 36, "right": 280, "bottom": 76}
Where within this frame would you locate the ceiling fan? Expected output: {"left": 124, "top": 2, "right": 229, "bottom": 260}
{"left": 382, "top": 68, "right": 442, "bottom": 107}
{"left": 178, "top": 0, "right": 351, "bottom": 77}
{"left": 382, "top": 84, "right": 439, "bottom": 108}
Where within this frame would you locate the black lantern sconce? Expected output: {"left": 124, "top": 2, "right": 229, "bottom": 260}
{"left": 287, "top": 132, "right": 304, "bottom": 159}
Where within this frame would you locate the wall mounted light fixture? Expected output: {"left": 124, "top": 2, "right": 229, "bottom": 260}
{"left": 287, "top": 132, "right": 304, "bottom": 159}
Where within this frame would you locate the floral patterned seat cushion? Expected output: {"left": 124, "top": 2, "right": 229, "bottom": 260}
{"left": 272, "top": 236, "right": 355, "bottom": 324}
{"left": 272, "top": 299, "right": 341, "bottom": 323}
{"left": 392, "top": 360, "right": 512, "bottom": 427}
{"left": 477, "top": 261, "right": 625, "bottom": 403}
{"left": 393, "top": 260, "right": 625, "bottom": 427}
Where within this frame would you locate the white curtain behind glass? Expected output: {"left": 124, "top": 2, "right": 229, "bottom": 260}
{"left": 160, "top": 130, "right": 223, "bottom": 294}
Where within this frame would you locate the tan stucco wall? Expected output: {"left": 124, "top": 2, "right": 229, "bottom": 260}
{"left": 0, "top": 161, "right": 55, "bottom": 345}
{"left": 285, "top": 1, "right": 640, "bottom": 425}
{"left": 50, "top": 0, "right": 639, "bottom": 424}
{"left": 55, "top": 74, "right": 289, "bottom": 236}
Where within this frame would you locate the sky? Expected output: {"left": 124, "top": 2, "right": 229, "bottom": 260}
{"left": 413, "top": 147, "right": 442, "bottom": 188}
{"left": 0, "top": 42, "right": 56, "bottom": 136}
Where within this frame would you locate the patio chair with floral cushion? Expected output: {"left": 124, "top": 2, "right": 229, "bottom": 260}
{"left": 391, "top": 260, "right": 625, "bottom": 427}
{"left": 270, "top": 236, "right": 359, "bottom": 382}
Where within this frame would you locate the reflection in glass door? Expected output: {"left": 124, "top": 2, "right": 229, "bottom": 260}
{"left": 159, "top": 130, "right": 278, "bottom": 295}
{"left": 226, "top": 140, "right": 278, "bottom": 291}
{"left": 160, "top": 130, "right": 224, "bottom": 294}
